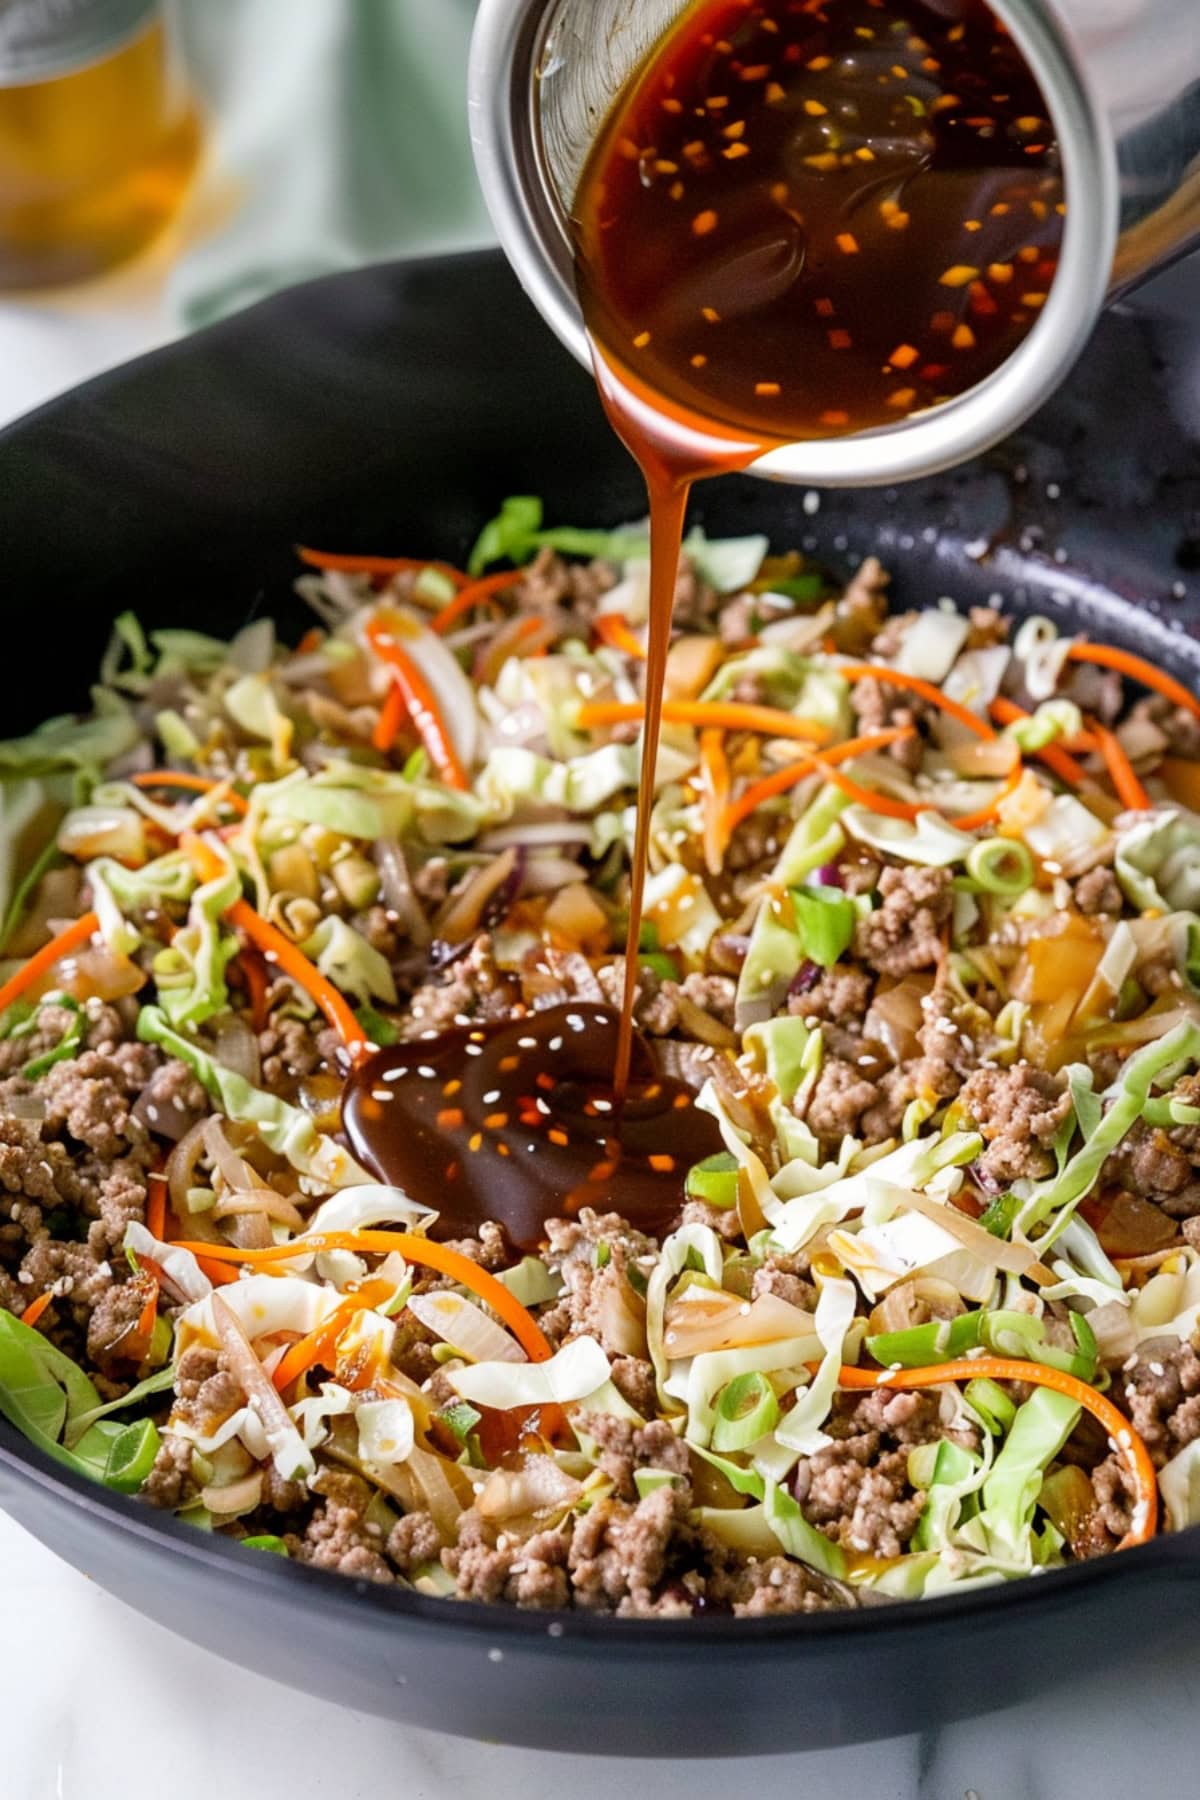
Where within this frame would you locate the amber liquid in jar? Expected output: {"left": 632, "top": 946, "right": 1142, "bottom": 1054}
{"left": 0, "top": 16, "right": 200, "bottom": 288}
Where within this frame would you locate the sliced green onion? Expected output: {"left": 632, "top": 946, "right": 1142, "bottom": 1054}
{"left": 148, "top": 1313, "right": 173, "bottom": 1369}
{"left": 712, "top": 1371, "right": 780, "bottom": 1452}
{"left": 104, "top": 1418, "right": 161, "bottom": 1493}
{"left": 595, "top": 1240, "right": 612, "bottom": 1269}
{"left": 354, "top": 1003, "right": 401, "bottom": 1047}
{"left": 790, "top": 884, "right": 857, "bottom": 968}
{"left": 185, "top": 1186, "right": 216, "bottom": 1215}
{"left": 966, "top": 838, "right": 1034, "bottom": 896}
{"left": 241, "top": 1533, "right": 290, "bottom": 1556}
{"left": 979, "top": 1192, "right": 1021, "bottom": 1240}
{"left": 866, "top": 1309, "right": 984, "bottom": 1369}
{"left": 634, "top": 1467, "right": 685, "bottom": 1499}
{"left": 639, "top": 951, "right": 680, "bottom": 982}
{"left": 685, "top": 1151, "right": 740, "bottom": 1211}
{"left": 439, "top": 1401, "right": 482, "bottom": 1446}
{"left": 964, "top": 1376, "right": 1017, "bottom": 1436}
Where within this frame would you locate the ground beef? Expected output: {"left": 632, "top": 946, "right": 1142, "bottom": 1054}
{"left": 446, "top": 1511, "right": 571, "bottom": 1609}
{"left": 722, "top": 810, "right": 779, "bottom": 876}
{"left": 257, "top": 1017, "right": 328, "bottom": 1086}
{"left": 440, "top": 1221, "right": 510, "bottom": 1272}
{"left": 848, "top": 678, "right": 925, "bottom": 772}
{"left": 679, "top": 1198, "right": 743, "bottom": 1243}
{"left": 676, "top": 972, "right": 737, "bottom": 1031}
{"left": 792, "top": 1389, "right": 967, "bottom": 1557}
{"left": 568, "top": 1485, "right": 687, "bottom": 1613}
{"left": 832, "top": 557, "right": 889, "bottom": 654}
{"left": 141, "top": 1432, "right": 197, "bottom": 1509}
{"left": 294, "top": 1469, "right": 393, "bottom": 1584}
{"left": 171, "top": 1345, "right": 244, "bottom": 1434}
{"left": 1127, "top": 694, "right": 1200, "bottom": 759}
{"left": 16, "top": 1240, "right": 114, "bottom": 1327}
{"left": 403, "top": 934, "right": 519, "bottom": 1037}
{"left": 801, "top": 1058, "right": 878, "bottom": 1143}
{"left": 1074, "top": 865, "right": 1123, "bottom": 917}
{"left": 611, "top": 1356, "right": 658, "bottom": 1417}
{"left": 751, "top": 1260, "right": 817, "bottom": 1312}
{"left": 538, "top": 1210, "right": 649, "bottom": 1359}
{"left": 958, "top": 1063, "right": 1071, "bottom": 1186}
{"left": 853, "top": 866, "right": 952, "bottom": 977}
{"left": 262, "top": 1468, "right": 309, "bottom": 1513}
{"left": 656, "top": 1039, "right": 723, "bottom": 1092}
{"left": 1113, "top": 1336, "right": 1200, "bottom": 1467}
{"left": 790, "top": 965, "right": 873, "bottom": 1027}
{"left": 1103, "top": 1120, "right": 1199, "bottom": 1215}
{"left": 909, "top": 990, "right": 986, "bottom": 1101}
{"left": 37, "top": 1043, "right": 159, "bottom": 1161}
{"left": 86, "top": 1269, "right": 156, "bottom": 1367}
{"left": 386, "top": 1508, "right": 443, "bottom": 1574}
{"left": 713, "top": 1556, "right": 841, "bottom": 1616}
{"left": 869, "top": 608, "right": 919, "bottom": 662}
{"left": 585, "top": 1413, "right": 690, "bottom": 1500}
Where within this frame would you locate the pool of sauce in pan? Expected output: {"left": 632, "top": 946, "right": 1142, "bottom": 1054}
{"left": 346, "top": 0, "right": 1064, "bottom": 1247}
{"left": 342, "top": 1004, "right": 724, "bottom": 1251}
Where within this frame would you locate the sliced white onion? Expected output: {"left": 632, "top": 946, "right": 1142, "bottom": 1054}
{"left": 303, "top": 1184, "right": 435, "bottom": 1236}
{"left": 211, "top": 1293, "right": 315, "bottom": 1483}
{"left": 201, "top": 1471, "right": 264, "bottom": 1516}
{"left": 356, "top": 1397, "right": 415, "bottom": 1468}
{"left": 211, "top": 1188, "right": 307, "bottom": 1232}
{"left": 447, "top": 1335, "right": 611, "bottom": 1409}
{"left": 663, "top": 1288, "right": 815, "bottom": 1360}
{"left": 373, "top": 838, "right": 431, "bottom": 948}
{"left": 407, "top": 1289, "right": 526, "bottom": 1363}
{"left": 477, "top": 1456, "right": 582, "bottom": 1522}
{"left": 215, "top": 1015, "right": 262, "bottom": 1086}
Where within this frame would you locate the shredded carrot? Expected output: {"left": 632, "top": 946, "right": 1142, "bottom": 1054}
{"left": 988, "top": 696, "right": 1089, "bottom": 786}
{"left": 20, "top": 1291, "right": 53, "bottom": 1330}
{"left": 181, "top": 837, "right": 369, "bottom": 1063}
{"left": 576, "top": 698, "right": 829, "bottom": 746}
{"left": 135, "top": 1277, "right": 159, "bottom": 1348}
{"left": 837, "top": 663, "right": 996, "bottom": 741}
{"left": 365, "top": 619, "right": 469, "bottom": 790}
{"left": 832, "top": 1356, "right": 1157, "bottom": 1551}
{"left": 698, "top": 728, "right": 731, "bottom": 874}
{"left": 822, "top": 765, "right": 924, "bottom": 820}
{"left": 294, "top": 628, "right": 324, "bottom": 657}
{"left": 130, "top": 771, "right": 249, "bottom": 817}
{"left": 1066, "top": 641, "right": 1200, "bottom": 722}
{"left": 430, "top": 568, "right": 519, "bottom": 635}
{"left": 722, "top": 727, "right": 915, "bottom": 834}
{"left": 170, "top": 1230, "right": 554, "bottom": 1362}
{"left": 0, "top": 910, "right": 99, "bottom": 1019}
{"left": 195, "top": 1255, "right": 243, "bottom": 1289}
{"left": 146, "top": 1172, "right": 167, "bottom": 1242}
{"left": 593, "top": 613, "right": 648, "bottom": 660}
{"left": 372, "top": 679, "right": 407, "bottom": 755}
{"left": 297, "top": 547, "right": 469, "bottom": 587}
{"left": 1089, "top": 717, "right": 1152, "bottom": 812}
{"left": 270, "top": 1277, "right": 396, "bottom": 1393}
{"left": 238, "top": 943, "right": 271, "bottom": 1033}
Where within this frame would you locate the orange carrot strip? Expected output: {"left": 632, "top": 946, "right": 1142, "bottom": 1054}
{"left": 270, "top": 1278, "right": 396, "bottom": 1393}
{"left": 195, "top": 1255, "right": 243, "bottom": 1289}
{"left": 1066, "top": 641, "right": 1200, "bottom": 722}
{"left": 297, "top": 547, "right": 469, "bottom": 587}
{"left": 0, "top": 911, "right": 99, "bottom": 1018}
{"left": 576, "top": 698, "right": 830, "bottom": 746}
{"left": 130, "top": 772, "right": 249, "bottom": 817}
{"left": 823, "top": 766, "right": 923, "bottom": 820}
{"left": 365, "top": 619, "right": 469, "bottom": 790}
{"left": 20, "top": 1291, "right": 53, "bottom": 1330}
{"left": 698, "top": 728, "right": 731, "bottom": 875}
{"left": 170, "top": 1230, "right": 553, "bottom": 1362}
{"left": 722, "top": 728, "right": 915, "bottom": 834}
{"left": 832, "top": 1357, "right": 1157, "bottom": 1552}
{"left": 372, "top": 679, "right": 407, "bottom": 754}
{"left": 135, "top": 1277, "right": 159, "bottom": 1346}
{"left": 1090, "top": 717, "right": 1152, "bottom": 812}
{"left": 838, "top": 663, "right": 997, "bottom": 741}
{"left": 239, "top": 943, "right": 271, "bottom": 1034}
{"left": 988, "top": 696, "right": 1089, "bottom": 786}
{"left": 181, "top": 837, "right": 369, "bottom": 1063}
{"left": 146, "top": 1172, "right": 167, "bottom": 1242}
{"left": 593, "top": 613, "right": 648, "bottom": 660}
{"left": 430, "top": 568, "right": 520, "bottom": 635}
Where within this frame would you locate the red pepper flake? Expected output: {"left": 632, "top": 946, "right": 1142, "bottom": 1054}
{"left": 889, "top": 342, "right": 919, "bottom": 368}
{"left": 828, "top": 328, "right": 853, "bottom": 349}
{"left": 436, "top": 1107, "right": 464, "bottom": 1131}
{"left": 616, "top": 137, "right": 641, "bottom": 161}
{"left": 887, "top": 387, "right": 917, "bottom": 409}
{"left": 654, "top": 159, "right": 680, "bottom": 175}
{"left": 723, "top": 142, "right": 751, "bottom": 160}
{"left": 498, "top": 1055, "right": 519, "bottom": 1073}
{"left": 988, "top": 261, "right": 1014, "bottom": 283}
{"left": 649, "top": 1154, "right": 676, "bottom": 1173}
{"left": 484, "top": 1112, "right": 509, "bottom": 1130}
{"left": 497, "top": 1142, "right": 511, "bottom": 1157}
{"left": 672, "top": 1093, "right": 691, "bottom": 1110}
{"left": 821, "top": 409, "right": 850, "bottom": 426}
{"left": 548, "top": 1128, "right": 570, "bottom": 1148}
{"left": 669, "top": 181, "right": 685, "bottom": 200}
{"left": 952, "top": 322, "right": 977, "bottom": 349}
{"left": 807, "top": 54, "right": 831, "bottom": 70}
{"left": 739, "top": 64, "right": 771, "bottom": 81}
{"left": 589, "top": 1161, "right": 617, "bottom": 1182}
{"left": 691, "top": 354, "right": 708, "bottom": 368}
{"left": 535, "top": 1072, "right": 555, "bottom": 1092}
{"left": 443, "top": 1078, "right": 462, "bottom": 1097}
{"left": 662, "top": 97, "right": 684, "bottom": 114}
{"left": 765, "top": 81, "right": 786, "bottom": 102}
{"left": 803, "top": 98, "right": 828, "bottom": 116}
{"left": 702, "top": 305, "right": 722, "bottom": 322}
{"left": 1017, "top": 245, "right": 1040, "bottom": 263}
{"left": 632, "top": 330, "right": 652, "bottom": 348}
{"left": 836, "top": 231, "right": 860, "bottom": 255}
{"left": 1021, "top": 292, "right": 1048, "bottom": 308}
{"left": 755, "top": 381, "right": 782, "bottom": 396}
{"left": 692, "top": 208, "right": 719, "bottom": 236}
{"left": 468, "top": 1132, "right": 483, "bottom": 1153}
{"left": 939, "top": 264, "right": 979, "bottom": 287}
{"left": 814, "top": 296, "right": 836, "bottom": 317}
{"left": 722, "top": 119, "right": 745, "bottom": 139}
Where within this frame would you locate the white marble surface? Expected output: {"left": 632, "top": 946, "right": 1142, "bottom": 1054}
{"left": 4, "top": 1504, "right": 1200, "bottom": 1800}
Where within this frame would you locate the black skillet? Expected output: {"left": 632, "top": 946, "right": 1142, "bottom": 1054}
{"left": 0, "top": 251, "right": 1198, "bottom": 1758}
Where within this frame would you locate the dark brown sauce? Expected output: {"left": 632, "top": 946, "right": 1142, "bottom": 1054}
{"left": 346, "top": 0, "right": 1064, "bottom": 1248}
{"left": 342, "top": 1004, "right": 724, "bottom": 1251}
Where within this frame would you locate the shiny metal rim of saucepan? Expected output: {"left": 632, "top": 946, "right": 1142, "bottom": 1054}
{"left": 467, "top": 0, "right": 1118, "bottom": 489}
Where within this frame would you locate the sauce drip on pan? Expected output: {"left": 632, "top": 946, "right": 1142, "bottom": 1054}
{"left": 342, "top": 1004, "right": 725, "bottom": 1251}
{"left": 346, "top": 0, "right": 1064, "bottom": 1247}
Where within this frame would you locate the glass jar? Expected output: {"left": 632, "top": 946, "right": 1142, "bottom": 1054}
{"left": 0, "top": 0, "right": 200, "bottom": 289}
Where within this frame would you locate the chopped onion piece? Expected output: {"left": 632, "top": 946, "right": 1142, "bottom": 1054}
{"left": 407, "top": 1289, "right": 526, "bottom": 1364}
